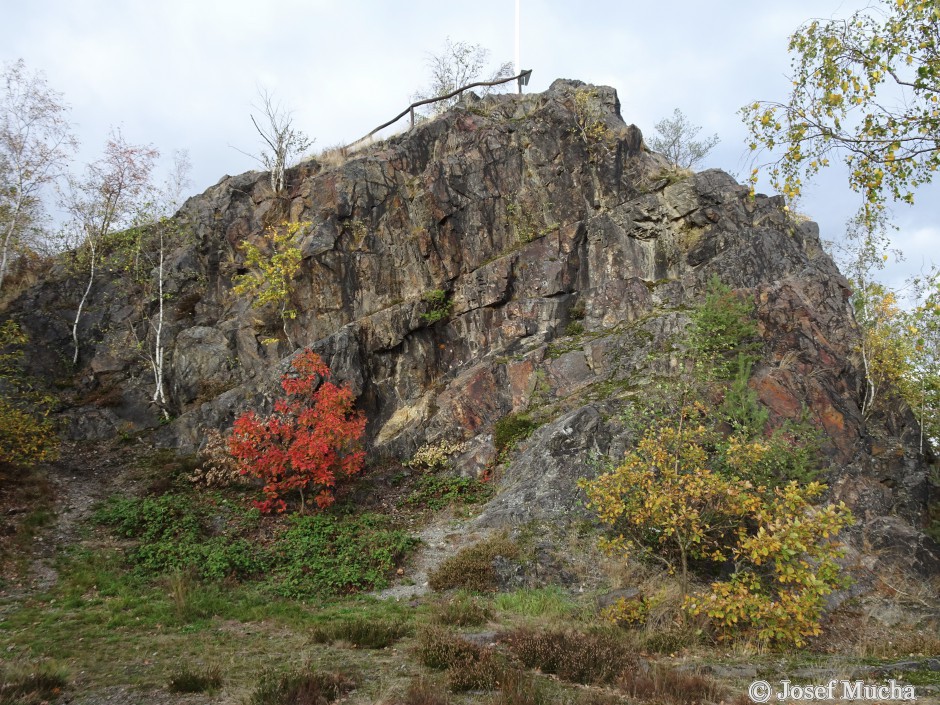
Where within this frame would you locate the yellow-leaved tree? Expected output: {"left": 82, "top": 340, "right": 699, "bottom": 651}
{"left": 582, "top": 412, "right": 854, "bottom": 648}
{"left": 233, "top": 220, "right": 309, "bottom": 349}
{"left": 582, "top": 275, "right": 854, "bottom": 648}
{"left": 743, "top": 0, "right": 940, "bottom": 216}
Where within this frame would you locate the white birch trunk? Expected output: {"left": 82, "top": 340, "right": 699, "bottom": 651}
{"left": 151, "top": 228, "right": 167, "bottom": 413}
{"left": 72, "top": 237, "right": 96, "bottom": 365}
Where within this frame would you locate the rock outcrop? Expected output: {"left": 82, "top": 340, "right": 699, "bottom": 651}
{"left": 6, "top": 79, "right": 937, "bottom": 574}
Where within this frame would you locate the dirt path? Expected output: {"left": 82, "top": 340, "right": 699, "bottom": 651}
{"left": 375, "top": 509, "right": 495, "bottom": 600}
{"left": 12, "top": 440, "right": 153, "bottom": 594}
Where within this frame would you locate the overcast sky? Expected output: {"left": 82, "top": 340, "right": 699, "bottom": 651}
{"left": 3, "top": 0, "right": 935, "bottom": 292}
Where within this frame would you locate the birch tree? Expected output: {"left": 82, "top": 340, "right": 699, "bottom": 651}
{"left": 248, "top": 88, "right": 312, "bottom": 195}
{"left": 648, "top": 108, "right": 719, "bottom": 171}
{"left": 65, "top": 131, "right": 158, "bottom": 364}
{"left": 743, "top": 0, "right": 940, "bottom": 218}
{"left": 0, "top": 59, "right": 76, "bottom": 293}
{"left": 412, "top": 38, "right": 513, "bottom": 117}
{"left": 136, "top": 150, "right": 191, "bottom": 413}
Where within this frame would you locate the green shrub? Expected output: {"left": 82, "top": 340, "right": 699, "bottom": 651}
{"left": 273, "top": 513, "right": 417, "bottom": 598}
{"left": 493, "top": 413, "right": 538, "bottom": 455}
{"left": 687, "top": 275, "right": 760, "bottom": 378}
{"left": 565, "top": 321, "right": 585, "bottom": 337}
{"left": 247, "top": 669, "right": 353, "bottom": 705}
{"left": 428, "top": 534, "right": 519, "bottom": 592}
{"left": 403, "top": 474, "right": 493, "bottom": 511}
{"left": 91, "top": 494, "right": 268, "bottom": 581}
{"left": 421, "top": 290, "right": 452, "bottom": 324}
{"left": 93, "top": 493, "right": 418, "bottom": 599}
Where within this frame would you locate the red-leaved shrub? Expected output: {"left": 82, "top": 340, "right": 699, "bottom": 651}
{"left": 228, "top": 350, "right": 366, "bottom": 513}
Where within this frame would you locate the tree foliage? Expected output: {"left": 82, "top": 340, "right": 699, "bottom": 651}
{"left": 743, "top": 0, "right": 940, "bottom": 214}
{"left": 685, "top": 482, "right": 853, "bottom": 647}
{"left": 909, "top": 272, "right": 940, "bottom": 450}
{"left": 233, "top": 220, "right": 308, "bottom": 348}
{"left": 582, "top": 408, "right": 853, "bottom": 647}
{"left": 584, "top": 414, "right": 758, "bottom": 593}
{"left": 248, "top": 88, "right": 312, "bottom": 195}
{"left": 829, "top": 211, "right": 939, "bottom": 451}
{"left": 412, "top": 38, "right": 513, "bottom": 116}
{"left": 228, "top": 350, "right": 366, "bottom": 514}
{"left": 0, "top": 59, "right": 77, "bottom": 293}
{"left": 583, "top": 274, "right": 853, "bottom": 648}
{"left": 63, "top": 130, "right": 159, "bottom": 364}
{"left": 688, "top": 276, "right": 761, "bottom": 379}
{"left": 648, "top": 108, "right": 719, "bottom": 171}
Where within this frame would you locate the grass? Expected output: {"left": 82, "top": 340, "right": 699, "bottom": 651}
{"left": 0, "top": 467, "right": 55, "bottom": 579}
{"left": 0, "top": 543, "right": 419, "bottom": 694}
{"left": 4, "top": 442, "right": 936, "bottom": 704}
{"left": 395, "top": 677, "right": 452, "bottom": 704}
{"left": 0, "top": 662, "right": 68, "bottom": 705}
{"left": 492, "top": 587, "right": 581, "bottom": 620}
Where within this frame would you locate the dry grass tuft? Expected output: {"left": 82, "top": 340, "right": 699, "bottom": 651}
{"left": 167, "top": 664, "right": 223, "bottom": 693}
{"left": 0, "top": 661, "right": 69, "bottom": 705}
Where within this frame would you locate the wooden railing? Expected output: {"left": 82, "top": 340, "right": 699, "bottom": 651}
{"left": 348, "top": 70, "right": 532, "bottom": 149}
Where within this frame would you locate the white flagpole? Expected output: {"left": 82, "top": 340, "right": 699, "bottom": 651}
{"left": 515, "top": 0, "right": 521, "bottom": 92}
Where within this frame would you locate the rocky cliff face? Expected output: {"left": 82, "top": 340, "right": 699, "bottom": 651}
{"left": 8, "top": 79, "right": 937, "bottom": 573}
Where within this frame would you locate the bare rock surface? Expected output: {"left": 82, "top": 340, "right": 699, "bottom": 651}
{"left": 4, "top": 78, "right": 937, "bottom": 575}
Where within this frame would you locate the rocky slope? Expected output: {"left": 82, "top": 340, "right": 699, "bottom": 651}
{"left": 7, "top": 79, "right": 938, "bottom": 575}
